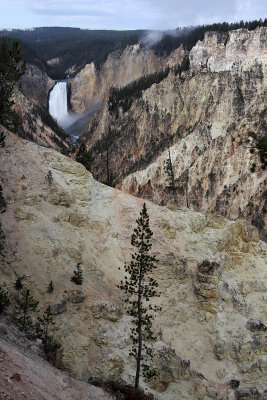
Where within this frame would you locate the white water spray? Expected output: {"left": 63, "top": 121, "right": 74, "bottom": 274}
{"left": 49, "top": 81, "right": 69, "bottom": 128}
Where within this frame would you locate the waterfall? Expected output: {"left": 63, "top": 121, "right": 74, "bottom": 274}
{"left": 49, "top": 81, "right": 68, "bottom": 128}
{"left": 48, "top": 80, "right": 100, "bottom": 143}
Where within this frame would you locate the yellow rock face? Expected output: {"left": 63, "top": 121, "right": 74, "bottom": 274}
{"left": 69, "top": 44, "right": 185, "bottom": 113}
{"left": 0, "top": 130, "right": 267, "bottom": 399}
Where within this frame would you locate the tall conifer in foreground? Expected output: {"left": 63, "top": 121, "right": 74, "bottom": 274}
{"left": 118, "top": 203, "right": 160, "bottom": 388}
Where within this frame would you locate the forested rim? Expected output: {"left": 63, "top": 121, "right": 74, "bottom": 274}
{"left": 151, "top": 19, "right": 267, "bottom": 56}
{"left": 0, "top": 19, "right": 266, "bottom": 79}
{"left": 0, "top": 28, "right": 145, "bottom": 79}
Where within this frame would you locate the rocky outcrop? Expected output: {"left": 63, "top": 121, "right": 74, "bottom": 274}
{"left": 0, "top": 130, "right": 267, "bottom": 399}
{"left": 69, "top": 44, "right": 185, "bottom": 113}
{"left": 20, "top": 64, "right": 55, "bottom": 107}
{"left": 190, "top": 28, "right": 266, "bottom": 72}
{"left": 82, "top": 27, "right": 267, "bottom": 239}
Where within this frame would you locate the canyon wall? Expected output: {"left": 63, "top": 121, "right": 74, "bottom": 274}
{"left": 82, "top": 27, "right": 267, "bottom": 239}
{"left": 0, "top": 130, "right": 267, "bottom": 399}
{"left": 69, "top": 44, "right": 185, "bottom": 113}
{"left": 20, "top": 64, "right": 55, "bottom": 107}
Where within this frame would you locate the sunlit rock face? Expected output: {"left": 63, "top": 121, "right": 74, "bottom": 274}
{"left": 81, "top": 27, "right": 267, "bottom": 239}
{"left": 69, "top": 44, "right": 185, "bottom": 113}
{"left": 1, "top": 129, "right": 267, "bottom": 399}
{"left": 190, "top": 28, "right": 267, "bottom": 72}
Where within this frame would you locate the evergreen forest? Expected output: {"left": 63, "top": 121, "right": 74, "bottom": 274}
{"left": 0, "top": 19, "right": 266, "bottom": 79}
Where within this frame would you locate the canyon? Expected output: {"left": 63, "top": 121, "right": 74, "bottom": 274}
{"left": 69, "top": 44, "right": 185, "bottom": 113}
{"left": 75, "top": 27, "right": 267, "bottom": 240}
{"left": 0, "top": 129, "right": 267, "bottom": 399}
{"left": 0, "top": 24, "right": 267, "bottom": 400}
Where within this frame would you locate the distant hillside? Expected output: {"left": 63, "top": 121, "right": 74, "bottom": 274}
{"left": 0, "top": 27, "right": 145, "bottom": 79}
{"left": 1, "top": 21, "right": 266, "bottom": 80}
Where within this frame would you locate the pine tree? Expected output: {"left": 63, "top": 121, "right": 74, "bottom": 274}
{"left": 71, "top": 263, "right": 83, "bottom": 285}
{"left": 0, "top": 285, "right": 10, "bottom": 314}
{"left": 46, "top": 170, "right": 53, "bottom": 185}
{"left": 76, "top": 141, "right": 93, "bottom": 172}
{"left": 0, "top": 222, "right": 5, "bottom": 256}
{"left": 164, "top": 148, "right": 176, "bottom": 195}
{"left": 0, "top": 185, "right": 7, "bottom": 213}
{"left": 118, "top": 203, "right": 160, "bottom": 388}
{"left": 0, "top": 131, "right": 5, "bottom": 148}
{"left": 247, "top": 130, "right": 267, "bottom": 172}
{"left": 14, "top": 277, "right": 23, "bottom": 290}
{"left": 38, "top": 305, "right": 60, "bottom": 359}
{"left": 0, "top": 38, "right": 26, "bottom": 130}
{"left": 104, "top": 147, "right": 116, "bottom": 187}
{"left": 0, "top": 185, "right": 6, "bottom": 256}
{"left": 47, "top": 280, "right": 54, "bottom": 293}
{"left": 14, "top": 288, "right": 39, "bottom": 331}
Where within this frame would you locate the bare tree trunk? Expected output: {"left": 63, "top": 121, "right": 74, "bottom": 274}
{"left": 135, "top": 239, "right": 144, "bottom": 389}
{"left": 135, "top": 274, "right": 142, "bottom": 388}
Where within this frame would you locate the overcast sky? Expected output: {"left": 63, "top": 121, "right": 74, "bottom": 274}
{"left": 0, "top": 0, "right": 266, "bottom": 30}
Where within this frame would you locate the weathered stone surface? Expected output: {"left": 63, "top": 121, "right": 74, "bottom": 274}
{"left": 149, "top": 341, "right": 191, "bottom": 392}
{"left": 52, "top": 299, "right": 67, "bottom": 314}
{"left": 48, "top": 189, "right": 73, "bottom": 207}
{"left": 92, "top": 302, "right": 122, "bottom": 321}
{"left": 20, "top": 64, "right": 54, "bottom": 107}
{"left": 103, "top": 354, "right": 124, "bottom": 380}
{"left": 69, "top": 44, "right": 185, "bottom": 113}
{"left": 190, "top": 28, "right": 266, "bottom": 72}
{"left": 68, "top": 290, "right": 86, "bottom": 304}
{"left": 83, "top": 27, "right": 267, "bottom": 240}
{"left": 0, "top": 130, "right": 266, "bottom": 399}
{"left": 236, "top": 387, "right": 261, "bottom": 399}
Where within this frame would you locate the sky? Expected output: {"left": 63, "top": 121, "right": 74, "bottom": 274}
{"left": 0, "top": 0, "right": 266, "bottom": 31}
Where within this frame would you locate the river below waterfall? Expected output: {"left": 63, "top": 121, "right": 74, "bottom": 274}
{"left": 49, "top": 81, "right": 100, "bottom": 143}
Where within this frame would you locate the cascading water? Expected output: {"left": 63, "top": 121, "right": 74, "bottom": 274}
{"left": 48, "top": 80, "right": 101, "bottom": 143}
{"left": 49, "top": 81, "right": 69, "bottom": 128}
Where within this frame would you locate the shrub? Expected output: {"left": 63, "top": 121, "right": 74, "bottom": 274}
{"left": 46, "top": 170, "right": 53, "bottom": 185}
{"left": 47, "top": 280, "right": 54, "bottom": 293}
{"left": 0, "top": 285, "right": 10, "bottom": 314}
{"left": 71, "top": 263, "right": 83, "bottom": 285}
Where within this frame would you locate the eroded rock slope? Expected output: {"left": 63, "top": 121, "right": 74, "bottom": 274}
{"left": 82, "top": 27, "right": 267, "bottom": 240}
{"left": 69, "top": 44, "right": 185, "bottom": 113}
{"left": 20, "top": 64, "right": 55, "bottom": 108}
{"left": 0, "top": 318, "right": 112, "bottom": 400}
{"left": 0, "top": 130, "right": 267, "bottom": 399}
